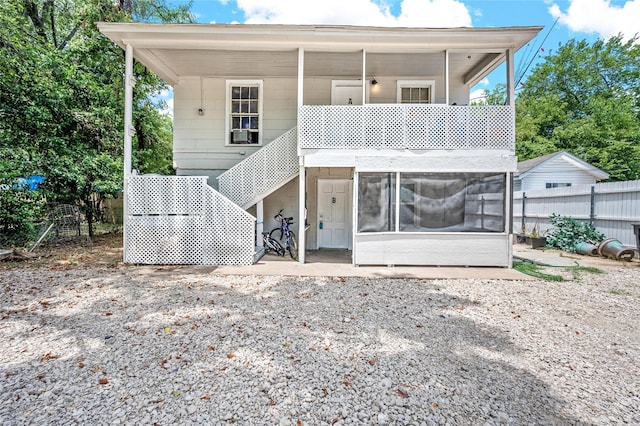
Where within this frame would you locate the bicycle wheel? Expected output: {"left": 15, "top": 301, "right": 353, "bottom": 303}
{"left": 265, "top": 236, "right": 285, "bottom": 256}
{"left": 287, "top": 231, "right": 298, "bottom": 260}
{"left": 269, "top": 227, "right": 283, "bottom": 243}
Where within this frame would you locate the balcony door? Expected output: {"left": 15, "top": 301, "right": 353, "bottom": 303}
{"left": 331, "top": 80, "right": 368, "bottom": 105}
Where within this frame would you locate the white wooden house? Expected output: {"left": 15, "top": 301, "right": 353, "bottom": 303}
{"left": 514, "top": 151, "right": 609, "bottom": 192}
{"left": 98, "top": 23, "right": 541, "bottom": 267}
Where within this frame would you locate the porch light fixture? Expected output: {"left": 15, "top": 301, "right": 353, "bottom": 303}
{"left": 198, "top": 77, "right": 205, "bottom": 115}
{"left": 371, "top": 78, "right": 378, "bottom": 85}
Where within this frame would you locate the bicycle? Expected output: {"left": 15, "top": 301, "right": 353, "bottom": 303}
{"left": 270, "top": 209, "right": 298, "bottom": 260}
{"left": 262, "top": 232, "right": 285, "bottom": 256}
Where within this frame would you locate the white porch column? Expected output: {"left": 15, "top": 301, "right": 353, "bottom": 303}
{"left": 123, "top": 44, "right": 134, "bottom": 262}
{"left": 362, "top": 49, "right": 367, "bottom": 104}
{"left": 297, "top": 47, "right": 306, "bottom": 263}
{"left": 124, "top": 44, "right": 134, "bottom": 177}
{"left": 257, "top": 199, "right": 264, "bottom": 248}
{"left": 297, "top": 48, "right": 304, "bottom": 109}
{"left": 506, "top": 47, "right": 515, "bottom": 267}
{"left": 298, "top": 165, "right": 306, "bottom": 263}
{"left": 506, "top": 48, "right": 515, "bottom": 106}
{"left": 444, "top": 49, "right": 450, "bottom": 104}
{"left": 297, "top": 48, "right": 304, "bottom": 156}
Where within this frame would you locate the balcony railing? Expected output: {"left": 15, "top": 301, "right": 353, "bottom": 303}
{"left": 298, "top": 104, "right": 514, "bottom": 151}
{"left": 218, "top": 127, "right": 298, "bottom": 209}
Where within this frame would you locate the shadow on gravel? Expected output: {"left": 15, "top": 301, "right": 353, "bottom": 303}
{"left": 0, "top": 268, "right": 578, "bottom": 424}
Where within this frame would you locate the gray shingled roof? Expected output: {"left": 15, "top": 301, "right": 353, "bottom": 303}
{"left": 515, "top": 151, "right": 610, "bottom": 180}
{"left": 515, "top": 152, "right": 560, "bottom": 176}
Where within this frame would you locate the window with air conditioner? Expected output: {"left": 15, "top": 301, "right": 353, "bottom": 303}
{"left": 226, "top": 80, "right": 263, "bottom": 145}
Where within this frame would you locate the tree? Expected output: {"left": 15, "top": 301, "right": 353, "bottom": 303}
{"left": 515, "top": 36, "right": 640, "bottom": 181}
{"left": 0, "top": 0, "right": 191, "bottom": 243}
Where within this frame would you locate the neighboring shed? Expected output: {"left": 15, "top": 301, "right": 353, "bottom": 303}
{"left": 514, "top": 151, "right": 609, "bottom": 192}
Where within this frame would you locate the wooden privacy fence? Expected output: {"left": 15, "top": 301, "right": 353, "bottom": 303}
{"left": 513, "top": 180, "right": 640, "bottom": 247}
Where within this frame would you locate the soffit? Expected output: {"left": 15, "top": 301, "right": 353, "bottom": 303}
{"left": 99, "top": 23, "right": 542, "bottom": 84}
{"left": 138, "top": 48, "right": 500, "bottom": 82}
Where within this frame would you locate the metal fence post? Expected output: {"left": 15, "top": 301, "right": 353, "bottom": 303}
{"left": 521, "top": 192, "right": 526, "bottom": 234}
{"left": 589, "top": 185, "right": 595, "bottom": 228}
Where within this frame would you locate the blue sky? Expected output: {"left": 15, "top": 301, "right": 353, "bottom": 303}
{"left": 159, "top": 0, "right": 640, "bottom": 110}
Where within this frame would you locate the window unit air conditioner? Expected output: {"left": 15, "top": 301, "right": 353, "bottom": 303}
{"left": 233, "top": 129, "right": 249, "bottom": 143}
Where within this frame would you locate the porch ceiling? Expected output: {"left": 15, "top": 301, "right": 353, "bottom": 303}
{"left": 99, "top": 23, "right": 542, "bottom": 85}
{"left": 143, "top": 49, "right": 497, "bottom": 81}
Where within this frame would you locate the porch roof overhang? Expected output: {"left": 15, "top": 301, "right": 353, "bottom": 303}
{"left": 98, "top": 23, "right": 542, "bottom": 86}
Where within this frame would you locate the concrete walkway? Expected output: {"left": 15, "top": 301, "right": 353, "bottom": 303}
{"left": 213, "top": 249, "right": 530, "bottom": 280}
{"left": 209, "top": 245, "right": 638, "bottom": 280}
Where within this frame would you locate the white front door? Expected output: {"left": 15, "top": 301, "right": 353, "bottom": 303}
{"left": 317, "top": 179, "right": 352, "bottom": 249}
{"left": 331, "top": 80, "right": 367, "bottom": 105}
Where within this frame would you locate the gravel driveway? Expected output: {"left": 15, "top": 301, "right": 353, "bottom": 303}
{"left": 1, "top": 262, "right": 639, "bottom": 425}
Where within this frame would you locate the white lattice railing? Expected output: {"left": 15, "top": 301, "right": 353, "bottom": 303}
{"left": 218, "top": 127, "right": 298, "bottom": 209}
{"left": 298, "top": 104, "right": 514, "bottom": 151}
{"left": 125, "top": 175, "right": 255, "bottom": 265}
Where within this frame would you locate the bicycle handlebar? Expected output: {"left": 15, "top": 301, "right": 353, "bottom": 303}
{"left": 274, "top": 209, "right": 294, "bottom": 225}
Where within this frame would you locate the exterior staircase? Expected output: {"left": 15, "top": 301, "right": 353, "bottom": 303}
{"left": 217, "top": 127, "right": 299, "bottom": 209}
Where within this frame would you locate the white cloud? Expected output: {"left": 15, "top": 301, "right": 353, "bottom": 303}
{"left": 159, "top": 98, "right": 174, "bottom": 119}
{"left": 236, "top": 0, "right": 472, "bottom": 27}
{"left": 156, "top": 89, "right": 174, "bottom": 119}
{"left": 479, "top": 77, "right": 489, "bottom": 86}
{"left": 470, "top": 88, "right": 486, "bottom": 104}
{"left": 549, "top": 0, "right": 640, "bottom": 40}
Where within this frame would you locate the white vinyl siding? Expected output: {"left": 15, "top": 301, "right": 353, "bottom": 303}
{"left": 172, "top": 77, "right": 296, "bottom": 177}
{"left": 517, "top": 157, "right": 599, "bottom": 192}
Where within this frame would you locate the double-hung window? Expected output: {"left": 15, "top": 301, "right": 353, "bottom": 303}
{"left": 397, "top": 80, "right": 435, "bottom": 104}
{"left": 226, "top": 80, "right": 263, "bottom": 145}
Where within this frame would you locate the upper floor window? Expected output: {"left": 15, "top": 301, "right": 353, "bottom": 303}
{"left": 546, "top": 182, "right": 572, "bottom": 188}
{"left": 397, "top": 80, "right": 434, "bottom": 104}
{"left": 226, "top": 80, "right": 263, "bottom": 145}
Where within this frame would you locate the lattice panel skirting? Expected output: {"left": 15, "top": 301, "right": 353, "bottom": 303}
{"left": 202, "top": 186, "right": 255, "bottom": 265}
{"left": 218, "top": 127, "right": 298, "bottom": 208}
{"left": 299, "top": 105, "right": 514, "bottom": 151}
{"left": 124, "top": 176, "right": 255, "bottom": 265}
{"left": 126, "top": 216, "right": 205, "bottom": 264}
{"left": 128, "top": 175, "right": 205, "bottom": 215}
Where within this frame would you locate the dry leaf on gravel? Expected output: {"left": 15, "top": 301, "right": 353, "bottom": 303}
{"left": 396, "top": 388, "right": 409, "bottom": 398}
{"left": 40, "top": 352, "right": 59, "bottom": 362}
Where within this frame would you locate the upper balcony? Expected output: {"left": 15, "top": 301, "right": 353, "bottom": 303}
{"left": 298, "top": 104, "right": 514, "bottom": 152}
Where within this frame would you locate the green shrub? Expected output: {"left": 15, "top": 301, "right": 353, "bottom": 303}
{"left": 0, "top": 149, "right": 47, "bottom": 247}
{"left": 546, "top": 214, "right": 605, "bottom": 252}
{"left": 0, "top": 185, "right": 47, "bottom": 247}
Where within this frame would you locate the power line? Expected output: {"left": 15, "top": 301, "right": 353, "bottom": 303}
{"left": 515, "top": 17, "right": 559, "bottom": 88}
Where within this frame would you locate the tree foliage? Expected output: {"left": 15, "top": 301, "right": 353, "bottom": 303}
{"left": 515, "top": 36, "right": 640, "bottom": 181}
{"left": 0, "top": 0, "right": 191, "bottom": 244}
